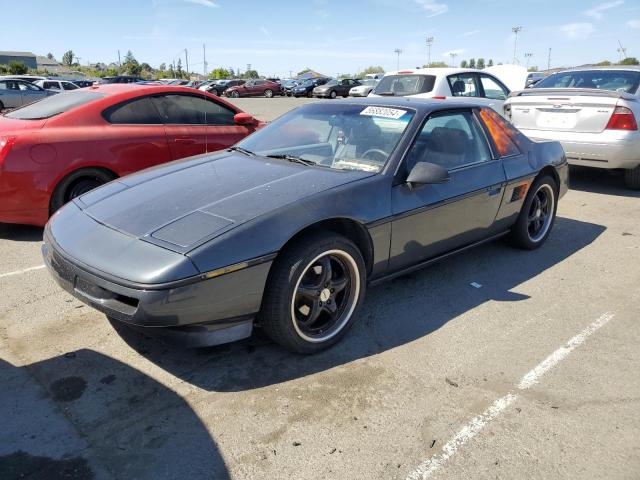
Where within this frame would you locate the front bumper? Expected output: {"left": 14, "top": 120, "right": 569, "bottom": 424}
{"left": 42, "top": 229, "right": 273, "bottom": 343}
{"left": 520, "top": 128, "right": 640, "bottom": 170}
{"left": 313, "top": 91, "right": 332, "bottom": 98}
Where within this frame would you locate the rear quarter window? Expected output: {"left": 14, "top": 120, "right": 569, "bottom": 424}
{"left": 478, "top": 108, "right": 522, "bottom": 157}
{"left": 5, "top": 91, "right": 105, "bottom": 120}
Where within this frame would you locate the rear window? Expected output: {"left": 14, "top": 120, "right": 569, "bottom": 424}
{"left": 534, "top": 70, "right": 640, "bottom": 93}
{"left": 372, "top": 74, "right": 436, "bottom": 96}
{"left": 5, "top": 91, "right": 105, "bottom": 120}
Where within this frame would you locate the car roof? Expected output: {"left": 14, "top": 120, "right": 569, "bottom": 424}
{"left": 553, "top": 65, "right": 640, "bottom": 73}
{"left": 317, "top": 96, "right": 489, "bottom": 113}
{"left": 383, "top": 67, "right": 485, "bottom": 77}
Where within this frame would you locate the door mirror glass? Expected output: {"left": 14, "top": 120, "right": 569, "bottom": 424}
{"left": 406, "top": 161, "right": 450, "bottom": 186}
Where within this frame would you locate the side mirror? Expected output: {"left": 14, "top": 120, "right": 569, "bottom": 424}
{"left": 234, "top": 113, "right": 257, "bottom": 126}
{"left": 406, "top": 162, "right": 450, "bottom": 187}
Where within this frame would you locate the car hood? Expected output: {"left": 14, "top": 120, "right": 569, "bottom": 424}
{"left": 76, "top": 152, "right": 372, "bottom": 253}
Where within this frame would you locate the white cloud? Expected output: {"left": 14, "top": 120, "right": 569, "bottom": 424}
{"left": 459, "top": 29, "right": 480, "bottom": 37}
{"left": 583, "top": 0, "right": 624, "bottom": 19}
{"left": 627, "top": 19, "right": 640, "bottom": 28}
{"left": 413, "top": 0, "right": 448, "bottom": 17}
{"left": 314, "top": 8, "right": 330, "bottom": 19}
{"left": 183, "top": 0, "right": 219, "bottom": 7}
{"left": 560, "top": 22, "right": 595, "bottom": 39}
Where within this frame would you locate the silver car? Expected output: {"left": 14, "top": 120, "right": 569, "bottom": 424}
{"left": 0, "top": 79, "right": 51, "bottom": 111}
{"left": 504, "top": 66, "right": 640, "bottom": 189}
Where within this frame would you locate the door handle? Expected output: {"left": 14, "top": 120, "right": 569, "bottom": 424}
{"left": 487, "top": 186, "right": 502, "bottom": 196}
{"left": 174, "top": 137, "right": 196, "bottom": 144}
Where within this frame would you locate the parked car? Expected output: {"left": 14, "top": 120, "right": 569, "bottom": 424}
{"left": 100, "top": 76, "right": 145, "bottom": 84}
{"left": 43, "top": 98, "right": 567, "bottom": 353}
{"left": 224, "top": 79, "right": 283, "bottom": 98}
{"left": 34, "top": 79, "right": 80, "bottom": 92}
{"left": 313, "top": 78, "right": 361, "bottom": 98}
{"left": 0, "top": 79, "right": 53, "bottom": 110}
{"left": 0, "top": 75, "right": 48, "bottom": 83}
{"left": 525, "top": 72, "right": 546, "bottom": 88}
{"left": 197, "top": 80, "right": 218, "bottom": 91}
{"left": 505, "top": 66, "right": 640, "bottom": 189}
{"left": 370, "top": 68, "right": 511, "bottom": 114}
{"left": 349, "top": 78, "right": 378, "bottom": 97}
{"left": 282, "top": 79, "right": 301, "bottom": 96}
{"left": 0, "top": 84, "right": 262, "bottom": 226}
{"left": 206, "top": 80, "right": 245, "bottom": 96}
{"left": 291, "top": 78, "right": 329, "bottom": 97}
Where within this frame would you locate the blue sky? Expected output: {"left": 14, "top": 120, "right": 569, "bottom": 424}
{"left": 3, "top": 0, "right": 640, "bottom": 76}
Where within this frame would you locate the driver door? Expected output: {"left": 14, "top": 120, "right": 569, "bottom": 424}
{"left": 389, "top": 109, "right": 506, "bottom": 271}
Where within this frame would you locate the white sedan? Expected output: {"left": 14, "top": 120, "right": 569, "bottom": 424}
{"left": 369, "top": 68, "right": 510, "bottom": 113}
{"left": 504, "top": 67, "right": 640, "bottom": 189}
{"left": 34, "top": 79, "right": 80, "bottom": 92}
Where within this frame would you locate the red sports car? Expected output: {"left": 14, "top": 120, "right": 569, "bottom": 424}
{"left": 0, "top": 84, "right": 261, "bottom": 226}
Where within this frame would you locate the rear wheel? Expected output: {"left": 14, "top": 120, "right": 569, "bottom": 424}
{"left": 260, "top": 233, "right": 366, "bottom": 354}
{"left": 508, "top": 174, "right": 558, "bottom": 250}
{"left": 264, "top": 89, "right": 273, "bottom": 98}
{"left": 210, "top": 88, "right": 219, "bottom": 96}
{"left": 50, "top": 168, "right": 115, "bottom": 215}
{"left": 624, "top": 166, "right": 640, "bottom": 190}
{"left": 329, "top": 90, "right": 337, "bottom": 99}
{"left": 0, "top": 100, "right": 4, "bottom": 112}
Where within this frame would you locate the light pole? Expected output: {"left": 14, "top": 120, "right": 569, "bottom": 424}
{"left": 524, "top": 52, "right": 533, "bottom": 68}
{"left": 426, "top": 36, "right": 434, "bottom": 67}
{"left": 394, "top": 48, "right": 402, "bottom": 70}
{"left": 449, "top": 52, "right": 458, "bottom": 68}
{"left": 512, "top": 26, "right": 522, "bottom": 64}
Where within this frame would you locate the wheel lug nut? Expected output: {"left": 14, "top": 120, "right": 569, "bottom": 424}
{"left": 319, "top": 301, "right": 323, "bottom": 306}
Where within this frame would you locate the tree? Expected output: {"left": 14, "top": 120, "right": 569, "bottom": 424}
{"left": 468, "top": 58, "right": 476, "bottom": 69}
{"left": 176, "top": 59, "right": 183, "bottom": 77}
{"left": 528, "top": 66, "right": 538, "bottom": 72}
{"left": 487, "top": 59, "right": 494, "bottom": 67}
{"left": 460, "top": 60, "right": 468, "bottom": 68}
{"left": 62, "top": 50, "right": 74, "bottom": 67}
{"left": 8, "top": 61, "right": 28, "bottom": 75}
{"left": 357, "top": 66, "right": 385, "bottom": 77}
{"left": 423, "top": 61, "right": 448, "bottom": 68}
{"left": 477, "top": 58, "right": 485, "bottom": 69}
{"left": 158, "top": 63, "right": 166, "bottom": 72}
{"left": 47, "top": 52, "right": 55, "bottom": 60}
{"left": 123, "top": 50, "right": 136, "bottom": 64}
{"left": 209, "top": 68, "right": 230, "bottom": 79}
{"left": 594, "top": 60, "right": 612, "bottom": 66}
{"left": 245, "top": 69, "right": 259, "bottom": 79}
{"left": 620, "top": 57, "right": 639, "bottom": 65}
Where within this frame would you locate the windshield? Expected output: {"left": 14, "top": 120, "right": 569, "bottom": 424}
{"left": 236, "top": 103, "right": 415, "bottom": 173}
{"left": 359, "top": 79, "right": 376, "bottom": 87}
{"left": 324, "top": 79, "right": 338, "bottom": 87}
{"left": 372, "top": 74, "right": 436, "bottom": 96}
{"left": 5, "top": 91, "right": 105, "bottom": 120}
{"left": 534, "top": 70, "right": 640, "bottom": 93}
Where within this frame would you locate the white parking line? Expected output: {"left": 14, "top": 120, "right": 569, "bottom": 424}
{"left": 406, "top": 312, "right": 615, "bottom": 480}
{"left": 0, "top": 265, "right": 46, "bottom": 278}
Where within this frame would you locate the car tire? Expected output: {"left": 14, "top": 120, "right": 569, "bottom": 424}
{"left": 231, "top": 91, "right": 240, "bottom": 98}
{"left": 508, "top": 174, "right": 558, "bottom": 250}
{"left": 0, "top": 100, "right": 4, "bottom": 111}
{"left": 259, "top": 233, "right": 366, "bottom": 354}
{"left": 307, "top": 91, "right": 313, "bottom": 98}
{"left": 329, "top": 90, "right": 337, "bottom": 99}
{"left": 264, "top": 89, "right": 273, "bottom": 98}
{"left": 624, "top": 166, "right": 640, "bottom": 190}
{"left": 210, "top": 89, "right": 219, "bottom": 96}
{"left": 50, "top": 168, "right": 115, "bottom": 215}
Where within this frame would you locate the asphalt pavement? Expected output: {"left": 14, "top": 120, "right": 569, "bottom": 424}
{"left": 0, "top": 96, "right": 638, "bottom": 480}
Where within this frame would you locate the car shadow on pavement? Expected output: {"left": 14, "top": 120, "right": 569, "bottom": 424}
{"left": 112, "top": 216, "right": 606, "bottom": 393}
{"left": 0, "top": 351, "right": 230, "bottom": 480}
{"left": 0, "top": 224, "right": 43, "bottom": 242}
{"left": 569, "top": 166, "right": 640, "bottom": 198}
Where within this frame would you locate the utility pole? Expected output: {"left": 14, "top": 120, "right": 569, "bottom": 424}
{"left": 512, "top": 26, "right": 523, "bottom": 64}
{"left": 617, "top": 40, "right": 627, "bottom": 62}
{"left": 394, "top": 48, "right": 402, "bottom": 71}
{"left": 449, "top": 52, "right": 458, "bottom": 67}
{"left": 203, "top": 44, "right": 207, "bottom": 77}
{"left": 184, "top": 49, "right": 189, "bottom": 79}
{"left": 547, "top": 48, "right": 551, "bottom": 71}
{"left": 117, "top": 50, "right": 121, "bottom": 75}
{"left": 426, "top": 36, "right": 434, "bottom": 67}
{"left": 524, "top": 52, "right": 533, "bottom": 68}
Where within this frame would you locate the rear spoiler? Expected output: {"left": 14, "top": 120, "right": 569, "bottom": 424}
{"left": 508, "top": 88, "right": 637, "bottom": 101}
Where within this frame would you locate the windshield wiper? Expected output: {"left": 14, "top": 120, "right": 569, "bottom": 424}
{"left": 228, "top": 146, "right": 255, "bottom": 156}
{"left": 265, "top": 154, "right": 317, "bottom": 166}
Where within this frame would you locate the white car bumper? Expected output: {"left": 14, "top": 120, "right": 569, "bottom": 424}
{"left": 519, "top": 128, "right": 640, "bottom": 170}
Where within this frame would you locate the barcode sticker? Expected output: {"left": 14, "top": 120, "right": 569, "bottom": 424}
{"left": 360, "top": 106, "right": 407, "bottom": 119}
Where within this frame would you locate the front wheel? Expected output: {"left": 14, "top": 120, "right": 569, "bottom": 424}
{"left": 259, "top": 233, "right": 366, "bottom": 354}
{"left": 508, "top": 174, "right": 558, "bottom": 250}
{"left": 230, "top": 91, "right": 240, "bottom": 98}
{"left": 329, "top": 90, "right": 337, "bottom": 99}
{"left": 624, "top": 165, "right": 640, "bottom": 190}
{"left": 210, "top": 88, "right": 219, "bottom": 96}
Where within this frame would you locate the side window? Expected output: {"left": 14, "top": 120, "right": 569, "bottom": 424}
{"left": 0, "top": 81, "right": 7, "bottom": 90}
{"left": 44, "top": 81, "right": 60, "bottom": 90}
{"left": 405, "top": 111, "right": 492, "bottom": 173}
{"left": 63, "top": 82, "right": 78, "bottom": 91}
{"left": 152, "top": 94, "right": 201, "bottom": 124}
{"left": 447, "top": 73, "right": 479, "bottom": 97}
{"left": 6, "top": 81, "right": 20, "bottom": 90}
{"left": 255, "top": 80, "right": 265, "bottom": 86}
{"left": 103, "top": 97, "right": 162, "bottom": 124}
{"left": 478, "top": 108, "right": 522, "bottom": 157}
{"left": 194, "top": 97, "right": 236, "bottom": 125}
{"left": 479, "top": 75, "right": 508, "bottom": 100}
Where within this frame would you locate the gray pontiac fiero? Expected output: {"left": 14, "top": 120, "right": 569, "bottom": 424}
{"left": 43, "top": 98, "right": 568, "bottom": 353}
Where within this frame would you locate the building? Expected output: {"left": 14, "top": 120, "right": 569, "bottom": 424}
{"left": 0, "top": 51, "right": 38, "bottom": 69}
{"left": 36, "top": 55, "right": 64, "bottom": 73}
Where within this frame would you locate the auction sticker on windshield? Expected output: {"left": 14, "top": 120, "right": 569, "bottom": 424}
{"left": 360, "top": 106, "right": 407, "bottom": 119}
